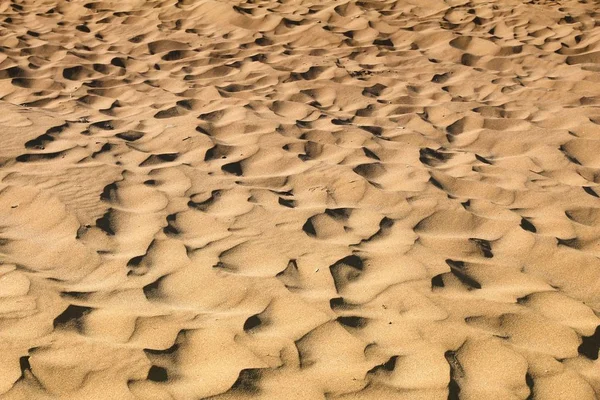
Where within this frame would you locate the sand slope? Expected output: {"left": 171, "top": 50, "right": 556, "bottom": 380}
{"left": 0, "top": 0, "right": 599, "bottom": 398}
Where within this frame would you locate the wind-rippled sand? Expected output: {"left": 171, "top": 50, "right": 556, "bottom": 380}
{"left": 0, "top": 0, "right": 599, "bottom": 398}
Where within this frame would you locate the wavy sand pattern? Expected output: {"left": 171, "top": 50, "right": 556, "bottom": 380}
{"left": 0, "top": 0, "right": 599, "bottom": 398}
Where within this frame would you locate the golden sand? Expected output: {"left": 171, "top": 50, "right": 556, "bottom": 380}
{"left": 0, "top": 0, "right": 599, "bottom": 398}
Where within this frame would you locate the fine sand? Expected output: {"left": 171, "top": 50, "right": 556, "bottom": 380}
{"left": 0, "top": 0, "right": 599, "bottom": 399}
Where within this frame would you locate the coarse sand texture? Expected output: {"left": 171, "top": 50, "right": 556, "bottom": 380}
{"left": 0, "top": 0, "right": 599, "bottom": 399}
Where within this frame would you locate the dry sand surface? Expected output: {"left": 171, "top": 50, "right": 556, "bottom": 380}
{"left": 0, "top": 0, "right": 599, "bottom": 398}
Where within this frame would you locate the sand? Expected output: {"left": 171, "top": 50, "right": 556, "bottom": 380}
{"left": 0, "top": 0, "right": 599, "bottom": 398}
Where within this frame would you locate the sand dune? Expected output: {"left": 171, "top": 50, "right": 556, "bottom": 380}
{"left": 0, "top": 0, "right": 599, "bottom": 398}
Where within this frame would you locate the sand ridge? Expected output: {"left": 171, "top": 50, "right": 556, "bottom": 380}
{"left": 0, "top": 0, "right": 599, "bottom": 398}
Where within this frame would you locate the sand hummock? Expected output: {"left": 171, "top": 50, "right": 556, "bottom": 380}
{"left": 0, "top": 0, "right": 599, "bottom": 399}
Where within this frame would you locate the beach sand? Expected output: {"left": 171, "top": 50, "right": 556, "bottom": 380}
{"left": 0, "top": 0, "right": 599, "bottom": 398}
